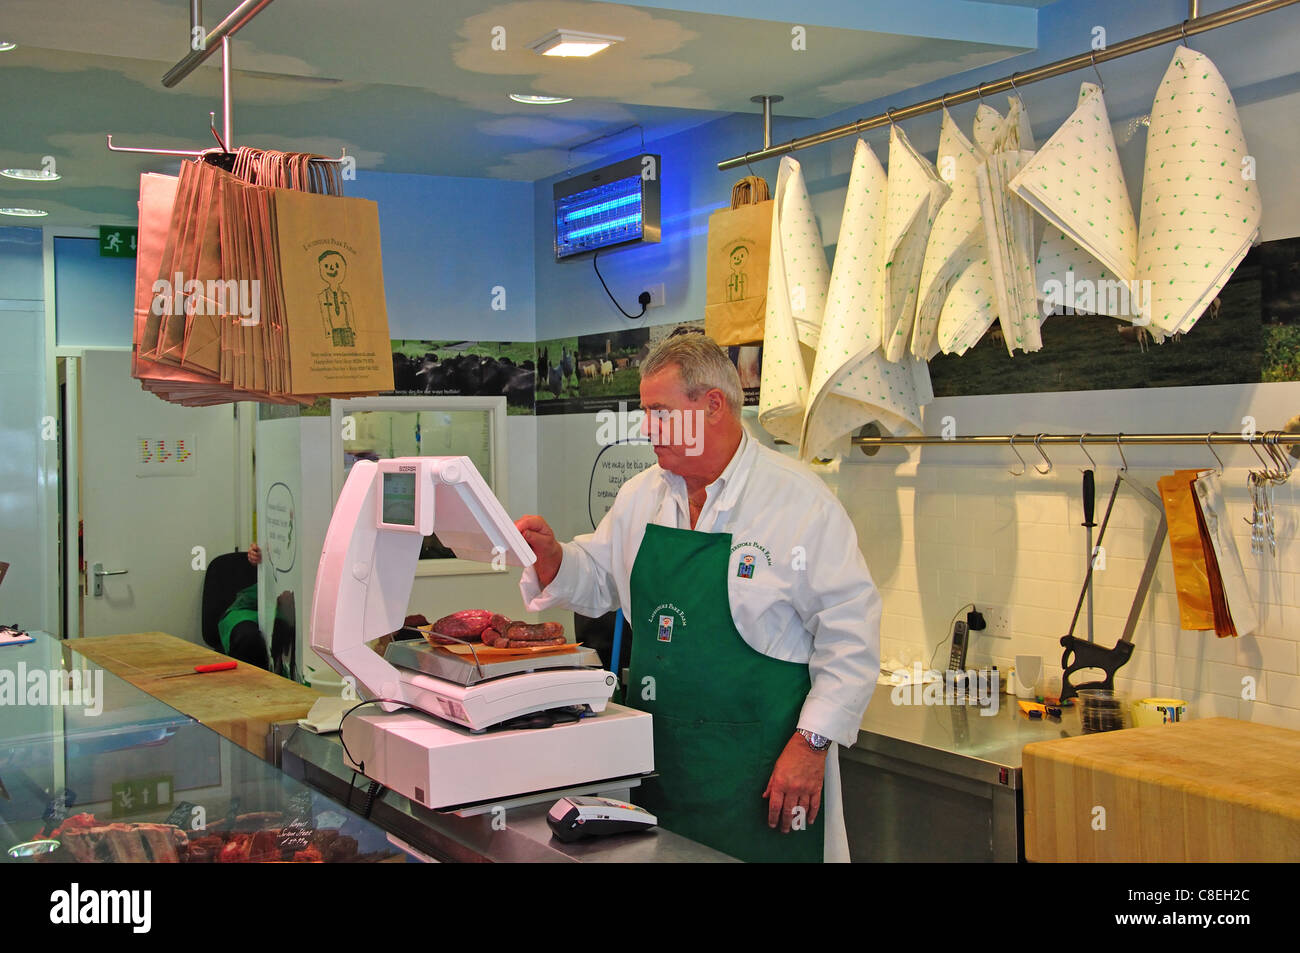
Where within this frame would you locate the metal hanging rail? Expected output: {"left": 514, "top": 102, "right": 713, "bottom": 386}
{"left": 718, "top": 0, "right": 1300, "bottom": 171}
{"left": 851, "top": 428, "right": 1300, "bottom": 459}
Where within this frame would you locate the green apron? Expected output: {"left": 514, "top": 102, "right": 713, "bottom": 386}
{"left": 217, "top": 583, "right": 259, "bottom": 654}
{"left": 627, "top": 522, "right": 822, "bottom": 863}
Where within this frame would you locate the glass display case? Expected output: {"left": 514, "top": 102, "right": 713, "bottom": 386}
{"left": 0, "top": 632, "right": 417, "bottom": 863}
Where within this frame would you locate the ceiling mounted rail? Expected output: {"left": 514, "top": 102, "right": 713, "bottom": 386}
{"left": 106, "top": 0, "right": 345, "bottom": 164}
{"left": 718, "top": 0, "right": 1299, "bottom": 171}
{"left": 162, "top": 0, "right": 277, "bottom": 88}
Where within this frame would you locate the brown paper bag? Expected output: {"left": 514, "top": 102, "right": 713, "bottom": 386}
{"left": 705, "top": 176, "right": 773, "bottom": 346}
{"left": 1158, "top": 470, "right": 1216, "bottom": 631}
{"left": 273, "top": 189, "right": 393, "bottom": 395}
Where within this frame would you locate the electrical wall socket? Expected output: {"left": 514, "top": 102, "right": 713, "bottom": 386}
{"left": 979, "top": 605, "right": 1012, "bottom": 639}
{"left": 645, "top": 282, "right": 665, "bottom": 308}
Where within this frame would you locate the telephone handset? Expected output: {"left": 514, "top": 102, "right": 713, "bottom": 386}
{"left": 947, "top": 620, "right": 969, "bottom": 671}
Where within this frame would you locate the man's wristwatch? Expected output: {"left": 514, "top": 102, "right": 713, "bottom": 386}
{"left": 797, "top": 728, "right": 831, "bottom": 751}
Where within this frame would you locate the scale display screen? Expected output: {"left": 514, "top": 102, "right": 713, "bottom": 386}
{"left": 381, "top": 471, "right": 416, "bottom": 526}
{"left": 553, "top": 154, "right": 660, "bottom": 260}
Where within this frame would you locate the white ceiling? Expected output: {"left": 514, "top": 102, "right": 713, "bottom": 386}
{"left": 0, "top": 0, "right": 1045, "bottom": 225}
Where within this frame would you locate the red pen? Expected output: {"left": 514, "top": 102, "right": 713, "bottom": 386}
{"left": 157, "top": 661, "right": 238, "bottom": 679}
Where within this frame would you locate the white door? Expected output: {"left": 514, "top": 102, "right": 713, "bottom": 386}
{"left": 77, "top": 350, "right": 239, "bottom": 641}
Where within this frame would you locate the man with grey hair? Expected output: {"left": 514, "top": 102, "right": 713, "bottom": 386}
{"left": 516, "top": 331, "right": 880, "bottom": 862}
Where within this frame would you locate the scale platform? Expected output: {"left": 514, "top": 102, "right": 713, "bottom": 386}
{"left": 341, "top": 702, "right": 654, "bottom": 810}
{"left": 385, "top": 639, "right": 603, "bottom": 686}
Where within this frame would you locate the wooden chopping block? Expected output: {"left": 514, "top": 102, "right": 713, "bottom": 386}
{"left": 65, "top": 631, "right": 324, "bottom": 759}
{"left": 1022, "top": 717, "right": 1300, "bottom": 862}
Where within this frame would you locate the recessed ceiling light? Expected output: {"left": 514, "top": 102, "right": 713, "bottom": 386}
{"left": 0, "top": 208, "right": 49, "bottom": 217}
{"left": 529, "top": 30, "right": 622, "bottom": 58}
{"left": 1, "top": 168, "right": 60, "bottom": 182}
{"left": 509, "top": 93, "right": 574, "bottom": 105}
{"left": 0, "top": 42, "right": 16, "bottom": 52}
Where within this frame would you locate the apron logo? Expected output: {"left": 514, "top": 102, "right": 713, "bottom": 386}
{"left": 736, "top": 554, "right": 756, "bottom": 579}
{"left": 657, "top": 615, "right": 674, "bottom": 642}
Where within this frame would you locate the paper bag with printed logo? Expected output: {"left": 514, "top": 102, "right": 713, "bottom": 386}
{"left": 705, "top": 176, "right": 773, "bottom": 346}
{"left": 271, "top": 189, "right": 393, "bottom": 395}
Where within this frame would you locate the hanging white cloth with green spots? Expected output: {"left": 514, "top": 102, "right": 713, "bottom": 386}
{"left": 800, "top": 140, "right": 930, "bottom": 461}
{"left": 759, "top": 156, "right": 826, "bottom": 445}
{"left": 933, "top": 103, "right": 1007, "bottom": 355}
{"left": 915, "top": 110, "right": 987, "bottom": 359}
{"left": 1011, "top": 83, "right": 1140, "bottom": 320}
{"left": 1138, "top": 46, "right": 1260, "bottom": 337}
{"left": 935, "top": 231, "right": 1000, "bottom": 355}
{"left": 975, "top": 95, "right": 1042, "bottom": 355}
{"left": 881, "top": 125, "right": 951, "bottom": 363}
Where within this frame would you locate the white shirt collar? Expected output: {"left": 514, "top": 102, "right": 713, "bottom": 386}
{"left": 661, "top": 427, "right": 754, "bottom": 529}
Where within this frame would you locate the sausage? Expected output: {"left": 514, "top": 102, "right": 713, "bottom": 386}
{"left": 431, "top": 610, "right": 494, "bottom": 641}
{"left": 505, "top": 637, "right": 566, "bottom": 648}
{"left": 503, "top": 621, "right": 565, "bottom": 642}
{"left": 480, "top": 627, "right": 502, "bottom": 645}
{"left": 489, "top": 613, "right": 511, "bottom": 632}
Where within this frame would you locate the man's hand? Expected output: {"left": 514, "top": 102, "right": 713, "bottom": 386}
{"left": 247, "top": 543, "right": 262, "bottom": 566}
{"left": 762, "top": 733, "right": 827, "bottom": 833}
{"left": 514, "top": 515, "right": 563, "bottom": 589}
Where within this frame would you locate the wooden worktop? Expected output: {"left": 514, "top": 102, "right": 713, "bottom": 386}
{"left": 1023, "top": 717, "right": 1300, "bottom": 862}
{"left": 65, "top": 631, "right": 323, "bottom": 759}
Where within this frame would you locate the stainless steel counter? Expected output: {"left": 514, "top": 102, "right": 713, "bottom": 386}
{"left": 283, "top": 687, "right": 1081, "bottom": 863}
{"left": 842, "top": 687, "right": 1084, "bottom": 862}
{"left": 857, "top": 685, "right": 1085, "bottom": 784}
{"left": 282, "top": 727, "right": 735, "bottom": 863}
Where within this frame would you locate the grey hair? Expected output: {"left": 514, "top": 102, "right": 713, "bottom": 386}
{"left": 641, "top": 331, "right": 743, "bottom": 417}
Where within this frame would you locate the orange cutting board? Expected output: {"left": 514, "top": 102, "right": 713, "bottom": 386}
{"left": 1022, "top": 717, "right": 1300, "bottom": 862}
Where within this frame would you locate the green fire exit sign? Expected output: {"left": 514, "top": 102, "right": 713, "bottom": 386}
{"left": 99, "top": 226, "right": 137, "bottom": 258}
{"left": 110, "top": 774, "right": 174, "bottom": 817}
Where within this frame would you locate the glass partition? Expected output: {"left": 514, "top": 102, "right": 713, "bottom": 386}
{"left": 1, "top": 633, "right": 414, "bottom": 864}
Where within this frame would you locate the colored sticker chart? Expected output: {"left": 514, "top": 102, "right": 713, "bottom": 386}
{"left": 135, "top": 435, "right": 197, "bottom": 477}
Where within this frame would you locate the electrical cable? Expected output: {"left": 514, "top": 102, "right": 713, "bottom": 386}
{"left": 338, "top": 696, "right": 410, "bottom": 776}
{"left": 593, "top": 249, "right": 651, "bottom": 319}
{"left": 361, "top": 780, "right": 383, "bottom": 820}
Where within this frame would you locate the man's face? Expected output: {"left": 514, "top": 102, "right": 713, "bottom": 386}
{"left": 639, "top": 365, "right": 708, "bottom": 471}
{"left": 730, "top": 246, "right": 749, "bottom": 270}
{"left": 319, "top": 254, "right": 346, "bottom": 284}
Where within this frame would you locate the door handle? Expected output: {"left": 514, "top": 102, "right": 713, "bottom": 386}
{"left": 91, "top": 562, "right": 128, "bottom": 597}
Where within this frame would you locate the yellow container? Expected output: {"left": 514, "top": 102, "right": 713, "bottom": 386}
{"left": 1132, "top": 697, "right": 1188, "bottom": 727}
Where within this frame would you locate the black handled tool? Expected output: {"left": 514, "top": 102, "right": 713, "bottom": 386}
{"left": 1060, "top": 475, "right": 1167, "bottom": 702}
{"left": 1082, "top": 469, "right": 1095, "bottom": 643}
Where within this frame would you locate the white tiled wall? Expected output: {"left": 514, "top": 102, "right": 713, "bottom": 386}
{"left": 837, "top": 459, "right": 1299, "bottom": 729}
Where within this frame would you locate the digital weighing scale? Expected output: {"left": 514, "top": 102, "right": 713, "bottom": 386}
{"left": 310, "top": 456, "right": 653, "bottom": 811}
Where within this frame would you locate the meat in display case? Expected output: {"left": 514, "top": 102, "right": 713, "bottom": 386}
{"left": 1, "top": 632, "right": 414, "bottom": 863}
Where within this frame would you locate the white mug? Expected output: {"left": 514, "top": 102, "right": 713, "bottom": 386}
{"left": 1014, "top": 655, "right": 1042, "bottom": 699}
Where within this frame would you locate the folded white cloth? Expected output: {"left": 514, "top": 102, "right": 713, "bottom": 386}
{"left": 759, "top": 156, "right": 826, "bottom": 444}
{"left": 935, "top": 231, "right": 1000, "bottom": 354}
{"left": 800, "top": 140, "right": 931, "bottom": 460}
{"left": 914, "top": 110, "right": 987, "bottom": 360}
{"left": 1012, "top": 83, "right": 1139, "bottom": 289}
{"left": 881, "top": 125, "right": 951, "bottom": 362}
{"left": 978, "top": 148, "right": 1042, "bottom": 353}
{"left": 1138, "top": 46, "right": 1261, "bottom": 336}
{"left": 967, "top": 94, "right": 1045, "bottom": 356}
